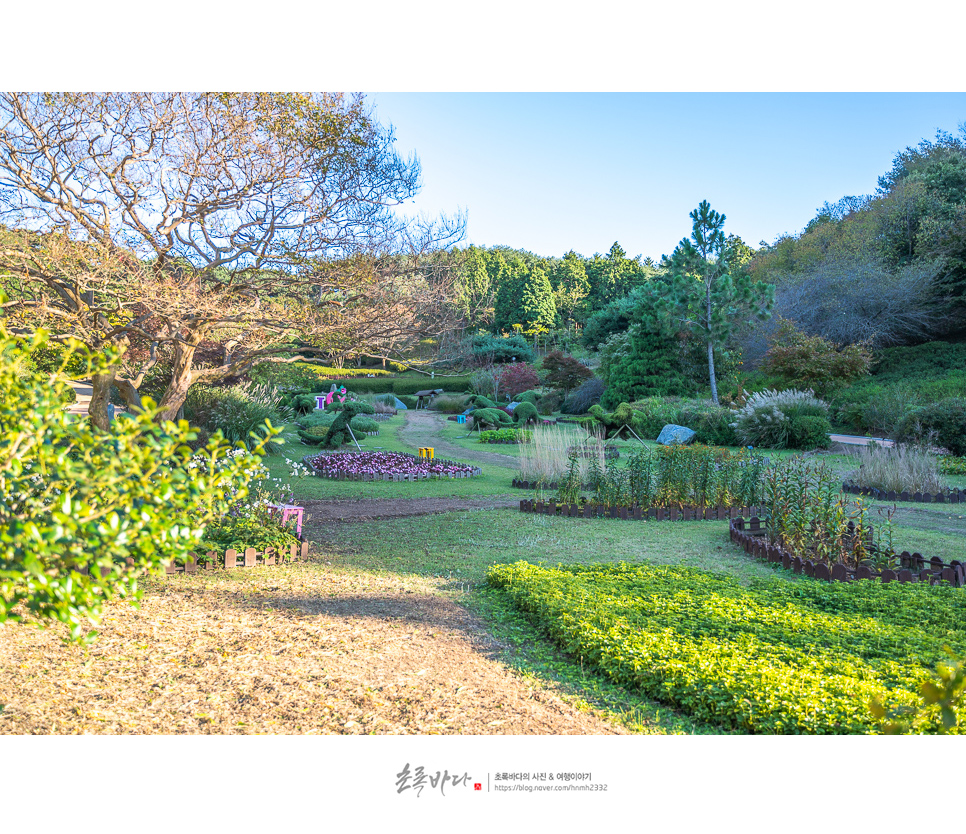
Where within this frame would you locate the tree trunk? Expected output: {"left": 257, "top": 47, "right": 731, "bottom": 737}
{"left": 88, "top": 369, "right": 116, "bottom": 431}
{"left": 707, "top": 337, "right": 719, "bottom": 406}
{"left": 707, "top": 287, "right": 719, "bottom": 405}
{"left": 114, "top": 377, "right": 146, "bottom": 414}
{"left": 155, "top": 340, "right": 199, "bottom": 422}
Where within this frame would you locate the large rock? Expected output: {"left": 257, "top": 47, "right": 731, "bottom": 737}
{"left": 657, "top": 424, "right": 696, "bottom": 445}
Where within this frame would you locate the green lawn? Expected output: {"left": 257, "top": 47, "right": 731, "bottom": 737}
{"left": 257, "top": 408, "right": 966, "bottom": 734}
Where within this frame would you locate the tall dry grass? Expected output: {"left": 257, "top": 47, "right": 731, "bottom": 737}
{"left": 845, "top": 442, "right": 948, "bottom": 494}
{"left": 517, "top": 423, "right": 607, "bottom": 483}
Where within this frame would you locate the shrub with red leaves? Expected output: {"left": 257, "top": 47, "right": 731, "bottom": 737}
{"left": 498, "top": 362, "right": 540, "bottom": 399}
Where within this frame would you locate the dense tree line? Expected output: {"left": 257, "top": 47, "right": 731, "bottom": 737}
{"left": 746, "top": 125, "right": 966, "bottom": 353}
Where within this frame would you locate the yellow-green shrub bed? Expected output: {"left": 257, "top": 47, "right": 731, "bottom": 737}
{"left": 487, "top": 561, "right": 966, "bottom": 734}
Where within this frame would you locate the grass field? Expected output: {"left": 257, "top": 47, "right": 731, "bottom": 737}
{"left": 5, "top": 407, "right": 966, "bottom": 735}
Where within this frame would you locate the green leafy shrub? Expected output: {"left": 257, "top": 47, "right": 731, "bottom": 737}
{"left": 487, "top": 561, "right": 963, "bottom": 734}
{"left": 479, "top": 428, "right": 530, "bottom": 443}
{"left": 536, "top": 391, "right": 563, "bottom": 414}
{"left": 788, "top": 415, "right": 833, "bottom": 450}
{"left": 762, "top": 318, "right": 872, "bottom": 397}
{"left": 512, "top": 401, "right": 540, "bottom": 426}
{"left": 731, "top": 388, "right": 830, "bottom": 450}
{"left": 629, "top": 397, "right": 684, "bottom": 438}
{"left": 397, "top": 395, "right": 418, "bottom": 409}
{"left": 348, "top": 415, "right": 380, "bottom": 435}
{"left": 675, "top": 401, "right": 739, "bottom": 447}
{"left": 0, "top": 329, "right": 267, "bottom": 639}
{"left": 199, "top": 516, "right": 300, "bottom": 557}
{"left": 895, "top": 398, "right": 966, "bottom": 456}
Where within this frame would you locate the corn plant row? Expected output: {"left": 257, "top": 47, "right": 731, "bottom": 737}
{"left": 487, "top": 561, "right": 966, "bottom": 734}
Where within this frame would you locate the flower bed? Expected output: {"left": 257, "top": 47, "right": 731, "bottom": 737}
{"left": 303, "top": 451, "right": 482, "bottom": 481}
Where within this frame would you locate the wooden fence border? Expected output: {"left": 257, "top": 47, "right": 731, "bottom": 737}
{"left": 729, "top": 517, "right": 966, "bottom": 588}
{"left": 76, "top": 540, "right": 311, "bottom": 577}
{"left": 302, "top": 452, "right": 482, "bottom": 480}
{"left": 842, "top": 482, "right": 966, "bottom": 504}
{"left": 519, "top": 499, "right": 762, "bottom": 521}
{"left": 163, "top": 540, "right": 312, "bottom": 575}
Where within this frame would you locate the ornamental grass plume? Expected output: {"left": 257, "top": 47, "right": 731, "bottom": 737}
{"left": 845, "top": 442, "right": 948, "bottom": 495}
{"left": 517, "top": 423, "right": 606, "bottom": 484}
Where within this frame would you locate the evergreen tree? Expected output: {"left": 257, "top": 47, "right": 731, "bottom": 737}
{"left": 550, "top": 250, "right": 591, "bottom": 330}
{"left": 656, "top": 201, "right": 774, "bottom": 404}
{"left": 519, "top": 264, "right": 557, "bottom": 332}
{"left": 598, "top": 324, "right": 693, "bottom": 408}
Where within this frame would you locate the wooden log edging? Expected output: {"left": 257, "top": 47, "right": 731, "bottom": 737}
{"left": 519, "top": 499, "right": 762, "bottom": 521}
{"left": 842, "top": 482, "right": 966, "bottom": 504}
{"left": 729, "top": 517, "right": 966, "bottom": 588}
{"left": 302, "top": 452, "right": 483, "bottom": 480}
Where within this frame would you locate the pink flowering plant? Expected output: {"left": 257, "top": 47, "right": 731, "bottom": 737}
{"left": 305, "top": 451, "right": 480, "bottom": 479}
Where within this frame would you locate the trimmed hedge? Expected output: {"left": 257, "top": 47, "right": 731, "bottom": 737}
{"left": 487, "top": 561, "right": 966, "bottom": 734}
{"left": 318, "top": 375, "right": 474, "bottom": 395}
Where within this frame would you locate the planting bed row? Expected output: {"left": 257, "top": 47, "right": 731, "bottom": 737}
{"left": 520, "top": 499, "right": 763, "bottom": 521}
{"left": 842, "top": 482, "right": 966, "bottom": 504}
{"left": 730, "top": 517, "right": 966, "bottom": 587}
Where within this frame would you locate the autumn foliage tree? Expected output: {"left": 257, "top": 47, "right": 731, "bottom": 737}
{"left": 0, "top": 92, "right": 463, "bottom": 428}
{"left": 540, "top": 349, "right": 593, "bottom": 393}
{"left": 762, "top": 318, "right": 872, "bottom": 397}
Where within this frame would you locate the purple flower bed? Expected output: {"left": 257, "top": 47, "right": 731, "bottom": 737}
{"left": 304, "top": 451, "right": 481, "bottom": 479}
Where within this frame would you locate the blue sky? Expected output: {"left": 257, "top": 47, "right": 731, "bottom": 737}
{"left": 369, "top": 93, "right": 966, "bottom": 261}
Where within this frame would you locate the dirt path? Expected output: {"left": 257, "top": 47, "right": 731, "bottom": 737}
{"left": 397, "top": 408, "right": 518, "bottom": 466}
{"left": 0, "top": 567, "right": 625, "bottom": 735}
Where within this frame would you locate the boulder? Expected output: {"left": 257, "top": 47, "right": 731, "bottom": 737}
{"left": 657, "top": 424, "right": 696, "bottom": 445}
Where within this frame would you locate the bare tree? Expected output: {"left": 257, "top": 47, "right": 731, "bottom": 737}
{"left": 0, "top": 92, "right": 464, "bottom": 427}
{"left": 772, "top": 255, "right": 944, "bottom": 347}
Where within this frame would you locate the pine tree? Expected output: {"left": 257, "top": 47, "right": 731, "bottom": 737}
{"left": 656, "top": 201, "right": 774, "bottom": 404}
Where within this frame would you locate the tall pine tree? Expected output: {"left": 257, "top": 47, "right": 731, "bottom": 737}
{"left": 656, "top": 201, "right": 774, "bottom": 404}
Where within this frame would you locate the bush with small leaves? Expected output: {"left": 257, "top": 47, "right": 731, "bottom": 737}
{"left": 0, "top": 327, "right": 269, "bottom": 640}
